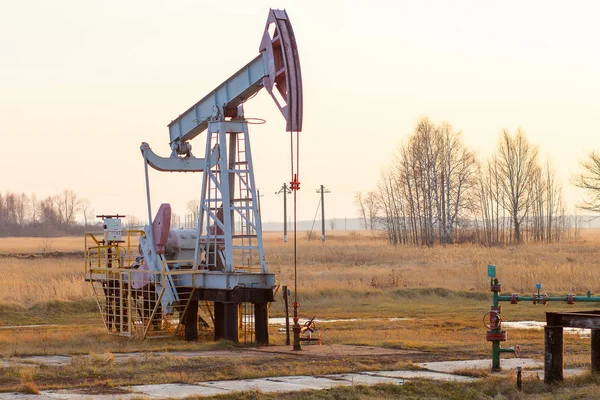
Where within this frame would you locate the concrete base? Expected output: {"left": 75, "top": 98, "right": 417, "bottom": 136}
{"left": 131, "top": 383, "right": 228, "bottom": 398}
{"left": 324, "top": 373, "right": 405, "bottom": 385}
{"left": 200, "top": 378, "right": 326, "bottom": 394}
{"left": 268, "top": 375, "right": 350, "bottom": 389}
{"left": 366, "top": 370, "right": 475, "bottom": 382}
{"left": 417, "top": 358, "right": 542, "bottom": 374}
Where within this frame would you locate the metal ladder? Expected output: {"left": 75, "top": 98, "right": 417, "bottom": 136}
{"left": 233, "top": 132, "right": 256, "bottom": 269}
{"left": 202, "top": 130, "right": 223, "bottom": 271}
{"left": 195, "top": 120, "right": 266, "bottom": 273}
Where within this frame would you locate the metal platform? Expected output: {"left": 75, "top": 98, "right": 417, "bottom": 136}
{"left": 84, "top": 230, "right": 274, "bottom": 341}
{"left": 545, "top": 311, "right": 600, "bottom": 383}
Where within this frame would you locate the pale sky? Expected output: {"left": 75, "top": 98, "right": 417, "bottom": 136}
{"left": 2, "top": 0, "right": 600, "bottom": 224}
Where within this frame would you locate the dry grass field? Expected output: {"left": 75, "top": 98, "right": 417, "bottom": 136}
{"left": 0, "top": 236, "right": 83, "bottom": 255}
{"left": 2, "top": 230, "right": 600, "bottom": 398}
{"left": 3, "top": 229, "right": 600, "bottom": 306}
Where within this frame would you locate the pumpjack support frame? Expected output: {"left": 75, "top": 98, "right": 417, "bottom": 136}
{"left": 84, "top": 9, "right": 303, "bottom": 344}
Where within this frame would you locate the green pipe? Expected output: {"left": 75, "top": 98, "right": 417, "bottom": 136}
{"left": 487, "top": 270, "right": 600, "bottom": 372}
{"left": 492, "top": 340, "right": 500, "bottom": 371}
{"left": 498, "top": 295, "right": 600, "bottom": 303}
{"left": 499, "top": 347, "right": 516, "bottom": 353}
{"left": 492, "top": 278, "right": 499, "bottom": 307}
{"left": 491, "top": 278, "right": 503, "bottom": 371}
{"left": 490, "top": 273, "right": 600, "bottom": 372}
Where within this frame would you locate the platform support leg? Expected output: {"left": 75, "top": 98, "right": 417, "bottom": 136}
{"left": 255, "top": 302, "right": 269, "bottom": 345}
{"left": 184, "top": 299, "right": 198, "bottom": 341}
{"left": 214, "top": 302, "right": 225, "bottom": 341}
{"left": 591, "top": 329, "right": 600, "bottom": 373}
{"left": 224, "top": 302, "right": 239, "bottom": 343}
{"left": 544, "top": 326, "right": 564, "bottom": 383}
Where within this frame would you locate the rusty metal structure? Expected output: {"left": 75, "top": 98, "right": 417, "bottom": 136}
{"left": 85, "top": 8, "right": 303, "bottom": 343}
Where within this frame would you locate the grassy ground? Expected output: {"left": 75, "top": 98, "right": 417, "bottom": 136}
{"left": 4, "top": 230, "right": 600, "bottom": 305}
{"left": 200, "top": 374, "right": 600, "bottom": 400}
{"left": 1, "top": 231, "right": 600, "bottom": 398}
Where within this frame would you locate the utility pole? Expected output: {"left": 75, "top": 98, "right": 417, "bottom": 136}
{"left": 316, "top": 185, "right": 331, "bottom": 242}
{"left": 275, "top": 183, "right": 292, "bottom": 242}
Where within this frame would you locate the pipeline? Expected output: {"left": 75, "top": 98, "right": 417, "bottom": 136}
{"left": 485, "top": 265, "right": 600, "bottom": 371}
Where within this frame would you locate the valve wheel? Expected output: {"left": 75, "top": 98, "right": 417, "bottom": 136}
{"left": 514, "top": 344, "right": 521, "bottom": 358}
{"left": 483, "top": 312, "right": 502, "bottom": 330}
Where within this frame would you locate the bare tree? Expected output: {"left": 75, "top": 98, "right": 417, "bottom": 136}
{"left": 436, "top": 122, "right": 477, "bottom": 243}
{"left": 0, "top": 190, "right": 107, "bottom": 235}
{"left": 377, "top": 167, "right": 404, "bottom": 245}
{"left": 80, "top": 198, "right": 94, "bottom": 227}
{"left": 125, "top": 215, "right": 142, "bottom": 230}
{"left": 171, "top": 212, "right": 180, "bottom": 229}
{"left": 187, "top": 199, "right": 200, "bottom": 224}
{"left": 377, "top": 117, "right": 478, "bottom": 245}
{"left": 574, "top": 151, "right": 600, "bottom": 213}
{"left": 4, "top": 193, "right": 17, "bottom": 225}
{"left": 56, "top": 190, "right": 80, "bottom": 230}
{"left": 15, "top": 193, "right": 29, "bottom": 228}
{"left": 364, "top": 191, "right": 380, "bottom": 230}
{"left": 495, "top": 129, "right": 539, "bottom": 243}
{"left": 30, "top": 193, "right": 38, "bottom": 224}
{"left": 541, "top": 159, "right": 563, "bottom": 242}
{"left": 0, "top": 193, "right": 4, "bottom": 225}
{"left": 39, "top": 196, "right": 59, "bottom": 226}
{"left": 354, "top": 192, "right": 368, "bottom": 229}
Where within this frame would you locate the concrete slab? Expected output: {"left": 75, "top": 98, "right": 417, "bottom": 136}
{"left": 417, "top": 358, "right": 542, "bottom": 374}
{"left": 13, "top": 356, "right": 71, "bottom": 366}
{"left": 0, "top": 349, "right": 269, "bottom": 369}
{"left": 131, "top": 383, "right": 228, "bottom": 398}
{"left": 199, "top": 378, "right": 325, "bottom": 393}
{"left": 41, "top": 389, "right": 137, "bottom": 400}
{"left": 365, "top": 370, "right": 475, "bottom": 382}
{"left": 0, "top": 393, "right": 55, "bottom": 400}
{"left": 324, "top": 373, "right": 405, "bottom": 386}
{"left": 1, "top": 344, "right": 418, "bottom": 370}
{"left": 265, "top": 375, "right": 350, "bottom": 389}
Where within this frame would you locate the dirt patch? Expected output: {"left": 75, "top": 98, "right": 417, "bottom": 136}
{"left": 251, "top": 344, "right": 422, "bottom": 358}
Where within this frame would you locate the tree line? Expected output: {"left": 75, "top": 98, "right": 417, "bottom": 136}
{"left": 0, "top": 190, "right": 93, "bottom": 236}
{"left": 355, "top": 117, "right": 579, "bottom": 246}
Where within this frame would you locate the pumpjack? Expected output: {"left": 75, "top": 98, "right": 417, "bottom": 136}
{"left": 85, "top": 8, "right": 303, "bottom": 343}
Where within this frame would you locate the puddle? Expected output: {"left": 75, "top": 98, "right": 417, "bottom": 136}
{"left": 502, "top": 321, "right": 590, "bottom": 337}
